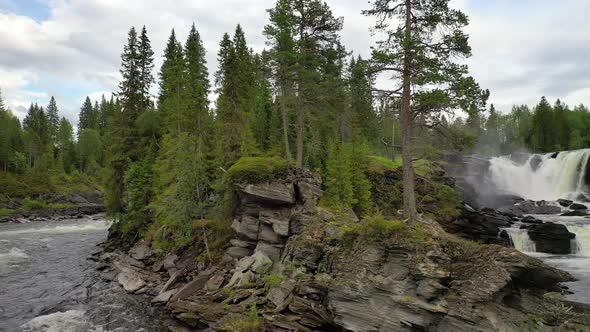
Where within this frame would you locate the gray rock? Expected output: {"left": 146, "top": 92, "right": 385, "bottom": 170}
{"left": 267, "top": 280, "right": 296, "bottom": 311}
{"left": 255, "top": 242, "right": 283, "bottom": 264}
{"left": 250, "top": 251, "right": 273, "bottom": 273}
{"left": 117, "top": 271, "right": 146, "bottom": 293}
{"left": 229, "top": 239, "right": 256, "bottom": 248}
{"left": 557, "top": 199, "right": 573, "bottom": 207}
{"left": 205, "top": 274, "right": 225, "bottom": 291}
{"left": 226, "top": 246, "right": 253, "bottom": 259}
{"left": 570, "top": 203, "right": 587, "bottom": 210}
{"left": 239, "top": 182, "right": 296, "bottom": 206}
{"left": 129, "top": 241, "right": 155, "bottom": 261}
{"left": 151, "top": 289, "right": 177, "bottom": 304}
{"left": 231, "top": 216, "right": 259, "bottom": 240}
{"left": 259, "top": 209, "right": 290, "bottom": 236}
{"left": 259, "top": 224, "right": 282, "bottom": 243}
{"left": 169, "top": 273, "right": 211, "bottom": 303}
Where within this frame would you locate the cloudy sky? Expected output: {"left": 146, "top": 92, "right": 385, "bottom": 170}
{"left": 1, "top": 0, "right": 589, "bottom": 126}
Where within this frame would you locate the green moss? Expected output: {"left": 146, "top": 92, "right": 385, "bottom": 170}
{"left": 226, "top": 157, "right": 288, "bottom": 184}
{"left": 262, "top": 273, "right": 284, "bottom": 290}
{"left": 0, "top": 208, "right": 14, "bottom": 217}
{"left": 367, "top": 155, "right": 401, "bottom": 174}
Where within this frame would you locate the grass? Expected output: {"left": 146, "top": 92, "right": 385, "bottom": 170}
{"left": 341, "top": 214, "right": 428, "bottom": 245}
{"left": 0, "top": 208, "right": 14, "bottom": 217}
{"left": 226, "top": 156, "right": 288, "bottom": 184}
{"left": 222, "top": 303, "right": 261, "bottom": 332}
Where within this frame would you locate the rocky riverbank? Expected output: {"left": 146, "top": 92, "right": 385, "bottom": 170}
{"left": 0, "top": 192, "right": 105, "bottom": 223}
{"left": 99, "top": 169, "right": 590, "bottom": 331}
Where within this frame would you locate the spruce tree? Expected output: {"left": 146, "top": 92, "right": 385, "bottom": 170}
{"left": 185, "top": 23, "right": 211, "bottom": 135}
{"left": 158, "top": 29, "right": 187, "bottom": 133}
{"left": 78, "top": 96, "right": 95, "bottom": 132}
{"left": 46, "top": 97, "right": 60, "bottom": 147}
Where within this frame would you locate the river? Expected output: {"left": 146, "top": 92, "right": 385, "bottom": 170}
{"left": 0, "top": 215, "right": 165, "bottom": 332}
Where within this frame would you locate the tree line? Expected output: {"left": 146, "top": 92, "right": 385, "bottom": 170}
{"left": 1, "top": 0, "right": 492, "bottom": 236}
{"left": 463, "top": 97, "right": 590, "bottom": 155}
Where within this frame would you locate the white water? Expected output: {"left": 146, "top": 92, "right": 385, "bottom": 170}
{"left": 503, "top": 228, "right": 536, "bottom": 253}
{"left": 487, "top": 149, "right": 590, "bottom": 201}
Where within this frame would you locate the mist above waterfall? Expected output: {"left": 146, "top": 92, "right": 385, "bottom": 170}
{"left": 486, "top": 150, "right": 590, "bottom": 201}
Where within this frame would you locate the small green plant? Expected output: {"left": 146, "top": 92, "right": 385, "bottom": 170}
{"left": 262, "top": 273, "right": 284, "bottom": 290}
{"left": 0, "top": 208, "right": 14, "bottom": 217}
{"left": 22, "top": 197, "right": 47, "bottom": 210}
{"left": 221, "top": 303, "right": 261, "bottom": 332}
{"left": 47, "top": 202, "right": 77, "bottom": 209}
{"left": 517, "top": 314, "right": 543, "bottom": 332}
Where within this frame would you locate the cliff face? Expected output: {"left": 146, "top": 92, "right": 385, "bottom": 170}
{"left": 101, "top": 169, "right": 590, "bottom": 331}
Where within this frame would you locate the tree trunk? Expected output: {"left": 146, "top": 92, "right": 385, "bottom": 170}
{"left": 401, "top": 0, "right": 418, "bottom": 224}
{"left": 281, "top": 83, "right": 292, "bottom": 165}
{"left": 295, "top": 87, "right": 304, "bottom": 169}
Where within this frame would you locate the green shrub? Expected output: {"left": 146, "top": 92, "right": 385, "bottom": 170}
{"left": 262, "top": 273, "right": 284, "bottom": 290}
{"left": 222, "top": 303, "right": 261, "bottom": 332}
{"left": 0, "top": 208, "right": 14, "bottom": 217}
{"left": 226, "top": 156, "right": 288, "bottom": 184}
{"left": 22, "top": 197, "right": 48, "bottom": 210}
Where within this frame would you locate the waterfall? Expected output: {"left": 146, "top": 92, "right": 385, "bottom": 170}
{"left": 503, "top": 228, "right": 536, "bottom": 253}
{"left": 487, "top": 149, "right": 590, "bottom": 201}
{"left": 566, "top": 224, "right": 590, "bottom": 256}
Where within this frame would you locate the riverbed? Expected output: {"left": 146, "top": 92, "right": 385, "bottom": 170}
{"left": 0, "top": 216, "right": 165, "bottom": 332}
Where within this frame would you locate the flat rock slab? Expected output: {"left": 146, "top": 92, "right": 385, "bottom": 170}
{"left": 239, "top": 182, "right": 296, "bottom": 206}
{"left": 151, "top": 288, "right": 177, "bottom": 304}
{"left": 169, "top": 273, "right": 211, "bottom": 303}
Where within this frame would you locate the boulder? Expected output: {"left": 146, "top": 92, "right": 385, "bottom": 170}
{"left": 570, "top": 203, "right": 587, "bottom": 210}
{"left": 229, "top": 239, "right": 256, "bottom": 248}
{"left": 527, "top": 222, "right": 576, "bottom": 254}
{"left": 239, "top": 182, "right": 296, "bottom": 206}
{"left": 521, "top": 215, "right": 543, "bottom": 224}
{"left": 129, "top": 241, "right": 156, "bottom": 261}
{"left": 441, "top": 209, "right": 511, "bottom": 244}
{"left": 267, "top": 281, "right": 296, "bottom": 311}
{"left": 117, "top": 271, "right": 146, "bottom": 293}
{"left": 557, "top": 199, "right": 573, "bottom": 207}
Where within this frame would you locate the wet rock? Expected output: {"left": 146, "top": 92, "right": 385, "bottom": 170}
{"left": 528, "top": 222, "right": 576, "bottom": 254}
{"left": 239, "top": 182, "right": 296, "bottom": 206}
{"left": 557, "top": 199, "right": 573, "bottom": 207}
{"left": 570, "top": 203, "right": 587, "bottom": 210}
{"left": 441, "top": 209, "right": 511, "bottom": 244}
{"left": 561, "top": 210, "right": 588, "bottom": 217}
{"left": 533, "top": 204, "right": 562, "bottom": 215}
{"left": 521, "top": 215, "right": 543, "bottom": 224}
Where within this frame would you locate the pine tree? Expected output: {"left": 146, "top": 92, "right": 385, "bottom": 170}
{"left": 349, "top": 56, "right": 376, "bottom": 143}
{"left": 138, "top": 26, "right": 155, "bottom": 110}
{"left": 264, "top": 0, "right": 296, "bottom": 163}
{"left": 364, "top": 0, "right": 489, "bottom": 223}
{"left": 0, "top": 88, "right": 5, "bottom": 112}
{"left": 323, "top": 141, "right": 355, "bottom": 209}
{"left": 57, "top": 117, "right": 76, "bottom": 173}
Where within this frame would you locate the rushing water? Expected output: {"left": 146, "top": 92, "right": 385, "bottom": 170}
{"left": 486, "top": 150, "right": 590, "bottom": 303}
{"left": 0, "top": 216, "right": 165, "bottom": 332}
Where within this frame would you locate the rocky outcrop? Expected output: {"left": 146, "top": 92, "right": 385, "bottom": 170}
{"left": 439, "top": 207, "right": 512, "bottom": 245}
{"left": 527, "top": 222, "right": 576, "bottom": 254}
{"left": 98, "top": 167, "right": 590, "bottom": 331}
{"left": 0, "top": 204, "right": 105, "bottom": 223}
